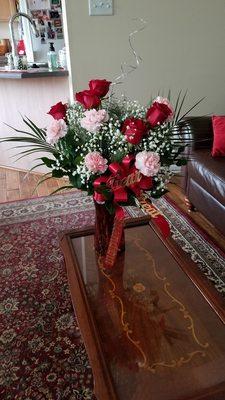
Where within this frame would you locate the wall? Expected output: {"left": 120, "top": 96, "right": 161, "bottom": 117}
{"left": 64, "top": 0, "right": 225, "bottom": 115}
{"left": 0, "top": 22, "right": 10, "bottom": 38}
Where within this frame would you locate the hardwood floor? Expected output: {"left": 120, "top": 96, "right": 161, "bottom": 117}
{"left": 0, "top": 166, "right": 71, "bottom": 203}
{"left": 0, "top": 166, "right": 225, "bottom": 251}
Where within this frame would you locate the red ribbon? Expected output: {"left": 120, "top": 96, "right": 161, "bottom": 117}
{"left": 93, "top": 176, "right": 108, "bottom": 203}
{"left": 137, "top": 195, "right": 170, "bottom": 239}
{"left": 147, "top": 204, "right": 170, "bottom": 238}
{"left": 93, "top": 156, "right": 169, "bottom": 269}
{"left": 104, "top": 206, "right": 125, "bottom": 269}
{"left": 93, "top": 155, "right": 153, "bottom": 204}
{"left": 93, "top": 156, "right": 153, "bottom": 269}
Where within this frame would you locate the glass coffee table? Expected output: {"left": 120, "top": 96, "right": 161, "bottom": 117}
{"left": 60, "top": 217, "right": 225, "bottom": 400}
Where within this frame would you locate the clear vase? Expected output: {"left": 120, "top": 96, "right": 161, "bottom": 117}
{"left": 94, "top": 201, "right": 125, "bottom": 257}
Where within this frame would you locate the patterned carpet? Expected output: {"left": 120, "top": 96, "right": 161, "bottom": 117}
{"left": 0, "top": 192, "right": 224, "bottom": 400}
{"left": 154, "top": 197, "right": 225, "bottom": 296}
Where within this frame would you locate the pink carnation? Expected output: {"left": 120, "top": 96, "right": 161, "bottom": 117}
{"left": 154, "top": 96, "right": 174, "bottom": 121}
{"left": 84, "top": 151, "right": 108, "bottom": 174}
{"left": 135, "top": 151, "right": 161, "bottom": 177}
{"left": 80, "top": 109, "right": 109, "bottom": 133}
{"left": 46, "top": 119, "right": 67, "bottom": 145}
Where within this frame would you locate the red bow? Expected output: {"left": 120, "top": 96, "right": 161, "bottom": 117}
{"left": 94, "top": 155, "right": 153, "bottom": 204}
{"left": 93, "top": 155, "right": 170, "bottom": 270}
{"left": 93, "top": 155, "right": 153, "bottom": 269}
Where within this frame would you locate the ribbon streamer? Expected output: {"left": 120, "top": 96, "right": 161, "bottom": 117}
{"left": 108, "top": 17, "right": 148, "bottom": 106}
{"left": 136, "top": 194, "right": 170, "bottom": 239}
{"left": 112, "top": 18, "right": 147, "bottom": 85}
{"left": 104, "top": 207, "right": 125, "bottom": 269}
{"left": 93, "top": 158, "right": 170, "bottom": 269}
{"left": 93, "top": 156, "right": 153, "bottom": 269}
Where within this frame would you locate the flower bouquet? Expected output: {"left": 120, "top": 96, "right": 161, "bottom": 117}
{"left": 1, "top": 78, "right": 199, "bottom": 269}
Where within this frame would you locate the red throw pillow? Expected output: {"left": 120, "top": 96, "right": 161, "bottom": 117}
{"left": 212, "top": 115, "right": 225, "bottom": 157}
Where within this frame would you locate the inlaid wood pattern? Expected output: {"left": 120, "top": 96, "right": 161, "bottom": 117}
{"left": 60, "top": 223, "right": 225, "bottom": 400}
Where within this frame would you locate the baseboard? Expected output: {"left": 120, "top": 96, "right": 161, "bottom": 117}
{"left": 0, "top": 164, "right": 44, "bottom": 175}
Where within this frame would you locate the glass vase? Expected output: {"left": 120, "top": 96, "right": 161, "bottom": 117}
{"left": 94, "top": 201, "right": 125, "bottom": 257}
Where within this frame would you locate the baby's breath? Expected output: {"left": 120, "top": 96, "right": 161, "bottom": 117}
{"left": 53, "top": 97, "right": 184, "bottom": 195}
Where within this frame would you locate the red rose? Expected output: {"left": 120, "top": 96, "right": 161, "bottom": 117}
{"left": 89, "top": 79, "right": 111, "bottom": 97}
{"left": 122, "top": 118, "right": 148, "bottom": 145}
{"left": 48, "top": 101, "right": 67, "bottom": 120}
{"left": 146, "top": 101, "right": 173, "bottom": 128}
{"left": 75, "top": 90, "right": 101, "bottom": 109}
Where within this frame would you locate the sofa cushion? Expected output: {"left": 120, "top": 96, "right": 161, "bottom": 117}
{"left": 212, "top": 115, "right": 225, "bottom": 157}
{"left": 188, "top": 149, "right": 225, "bottom": 205}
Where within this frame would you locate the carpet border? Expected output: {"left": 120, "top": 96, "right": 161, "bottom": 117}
{"left": 1, "top": 190, "right": 224, "bottom": 259}
{"left": 0, "top": 191, "right": 75, "bottom": 206}
{"left": 1, "top": 191, "right": 224, "bottom": 259}
{"left": 164, "top": 195, "right": 225, "bottom": 258}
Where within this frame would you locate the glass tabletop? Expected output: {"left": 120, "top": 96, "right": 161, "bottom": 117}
{"left": 71, "top": 224, "right": 225, "bottom": 400}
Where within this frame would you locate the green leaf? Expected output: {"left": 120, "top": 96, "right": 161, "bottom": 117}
{"left": 50, "top": 185, "right": 74, "bottom": 195}
{"left": 41, "top": 157, "right": 56, "bottom": 168}
{"left": 28, "top": 162, "right": 46, "bottom": 173}
{"left": 111, "top": 150, "right": 125, "bottom": 163}
{"left": 151, "top": 189, "right": 168, "bottom": 199}
{"left": 173, "top": 90, "right": 182, "bottom": 116}
{"left": 4, "top": 124, "right": 44, "bottom": 141}
{"left": 176, "top": 158, "right": 188, "bottom": 166}
{"left": 87, "top": 186, "right": 94, "bottom": 196}
{"left": 177, "top": 97, "right": 205, "bottom": 122}
{"left": 74, "top": 155, "right": 83, "bottom": 165}
{"left": 12, "top": 148, "right": 56, "bottom": 163}
{"left": 101, "top": 188, "right": 112, "bottom": 201}
{"left": 69, "top": 174, "right": 82, "bottom": 189}
{"left": 105, "top": 201, "right": 116, "bottom": 215}
{"left": 175, "top": 90, "right": 188, "bottom": 123}
{"left": 176, "top": 145, "right": 186, "bottom": 155}
{"left": 32, "top": 174, "right": 52, "bottom": 194}
{"left": 1, "top": 135, "right": 55, "bottom": 154}
{"left": 23, "top": 116, "right": 46, "bottom": 140}
{"left": 52, "top": 169, "right": 65, "bottom": 178}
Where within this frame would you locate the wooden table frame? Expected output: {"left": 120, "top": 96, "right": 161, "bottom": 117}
{"left": 60, "top": 217, "right": 225, "bottom": 400}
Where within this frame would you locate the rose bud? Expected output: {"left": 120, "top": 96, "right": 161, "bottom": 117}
{"left": 47, "top": 101, "right": 67, "bottom": 120}
{"left": 146, "top": 97, "right": 174, "bottom": 128}
{"left": 75, "top": 90, "right": 101, "bottom": 109}
{"left": 89, "top": 79, "right": 111, "bottom": 97}
{"left": 122, "top": 117, "right": 148, "bottom": 145}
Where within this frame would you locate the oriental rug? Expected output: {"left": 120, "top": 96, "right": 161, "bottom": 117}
{"left": 0, "top": 192, "right": 224, "bottom": 400}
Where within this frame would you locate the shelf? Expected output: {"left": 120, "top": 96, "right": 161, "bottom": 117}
{"left": 0, "top": 68, "right": 69, "bottom": 79}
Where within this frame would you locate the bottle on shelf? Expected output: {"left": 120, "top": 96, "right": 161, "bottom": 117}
{"left": 58, "top": 47, "right": 67, "bottom": 69}
{"left": 47, "top": 42, "right": 58, "bottom": 71}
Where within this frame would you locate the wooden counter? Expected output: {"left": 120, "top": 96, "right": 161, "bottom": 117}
{"left": 0, "top": 71, "right": 70, "bottom": 172}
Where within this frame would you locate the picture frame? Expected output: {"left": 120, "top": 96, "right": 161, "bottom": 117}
{"left": 49, "top": 10, "right": 60, "bottom": 18}
{"left": 51, "top": 0, "right": 60, "bottom": 6}
{"left": 54, "top": 18, "right": 62, "bottom": 27}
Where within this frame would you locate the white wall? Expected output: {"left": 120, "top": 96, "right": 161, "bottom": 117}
{"left": 0, "top": 22, "right": 10, "bottom": 38}
{"left": 64, "top": 0, "right": 225, "bottom": 115}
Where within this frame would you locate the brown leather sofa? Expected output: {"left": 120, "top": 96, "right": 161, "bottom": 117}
{"left": 181, "top": 116, "right": 225, "bottom": 233}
